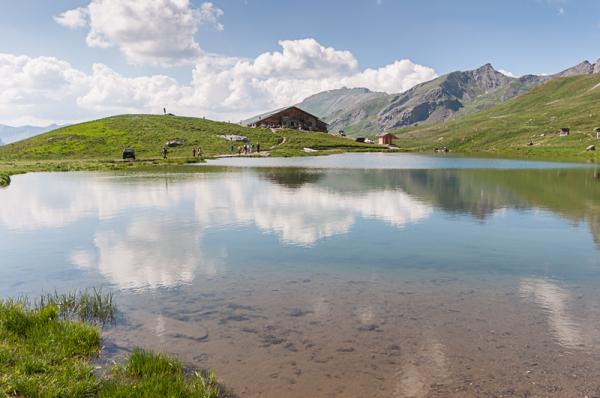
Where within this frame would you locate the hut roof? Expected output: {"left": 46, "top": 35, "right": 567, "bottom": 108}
{"left": 242, "top": 106, "right": 328, "bottom": 126}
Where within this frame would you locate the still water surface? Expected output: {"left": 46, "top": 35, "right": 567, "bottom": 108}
{"left": 1, "top": 153, "right": 600, "bottom": 397}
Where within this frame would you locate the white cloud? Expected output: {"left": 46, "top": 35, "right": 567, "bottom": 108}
{"left": 199, "top": 2, "right": 225, "bottom": 31}
{"left": 53, "top": 7, "right": 89, "bottom": 29}
{"left": 55, "top": 0, "right": 225, "bottom": 66}
{"left": 77, "top": 64, "right": 187, "bottom": 113}
{"left": 184, "top": 39, "right": 436, "bottom": 117}
{"left": 498, "top": 69, "right": 518, "bottom": 78}
{"left": 0, "top": 40, "right": 437, "bottom": 124}
{"left": 0, "top": 53, "right": 88, "bottom": 125}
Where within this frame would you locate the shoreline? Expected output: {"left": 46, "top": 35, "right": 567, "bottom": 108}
{"left": 1, "top": 146, "right": 597, "bottom": 186}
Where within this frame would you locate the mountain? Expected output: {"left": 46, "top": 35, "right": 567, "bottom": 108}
{"left": 296, "top": 60, "right": 600, "bottom": 136}
{"left": 0, "top": 124, "right": 63, "bottom": 145}
{"left": 394, "top": 72, "right": 600, "bottom": 162}
{"left": 297, "top": 88, "right": 391, "bottom": 135}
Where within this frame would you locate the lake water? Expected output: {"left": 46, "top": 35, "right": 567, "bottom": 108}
{"left": 1, "top": 153, "right": 600, "bottom": 397}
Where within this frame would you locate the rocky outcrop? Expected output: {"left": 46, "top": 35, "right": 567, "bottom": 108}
{"left": 556, "top": 61, "right": 594, "bottom": 77}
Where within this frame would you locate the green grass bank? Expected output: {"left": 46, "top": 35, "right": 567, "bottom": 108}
{"left": 0, "top": 293, "right": 224, "bottom": 398}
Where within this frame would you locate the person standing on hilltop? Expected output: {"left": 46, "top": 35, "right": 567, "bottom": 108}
{"left": 162, "top": 147, "right": 168, "bottom": 159}
{"left": 256, "top": 143, "right": 260, "bottom": 153}
{"left": 192, "top": 147, "right": 197, "bottom": 158}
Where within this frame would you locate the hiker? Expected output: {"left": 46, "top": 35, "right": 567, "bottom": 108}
{"left": 192, "top": 147, "right": 197, "bottom": 157}
{"left": 238, "top": 146, "right": 242, "bottom": 156}
{"left": 230, "top": 144, "right": 234, "bottom": 154}
{"left": 256, "top": 143, "right": 260, "bottom": 153}
{"left": 197, "top": 146, "right": 202, "bottom": 158}
{"left": 163, "top": 107, "right": 166, "bottom": 115}
{"left": 162, "top": 147, "right": 168, "bottom": 159}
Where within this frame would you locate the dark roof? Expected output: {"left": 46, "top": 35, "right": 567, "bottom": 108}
{"left": 242, "top": 106, "right": 328, "bottom": 126}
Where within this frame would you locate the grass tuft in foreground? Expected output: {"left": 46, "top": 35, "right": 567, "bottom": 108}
{"left": 0, "top": 300, "right": 100, "bottom": 397}
{"left": 0, "top": 294, "right": 223, "bottom": 398}
{"left": 100, "top": 349, "right": 221, "bottom": 398}
{"left": 37, "top": 289, "right": 115, "bottom": 325}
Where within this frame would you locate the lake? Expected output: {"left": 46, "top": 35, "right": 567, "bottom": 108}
{"left": 1, "top": 153, "right": 600, "bottom": 397}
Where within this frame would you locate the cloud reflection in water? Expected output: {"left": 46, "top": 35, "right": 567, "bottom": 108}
{"left": 0, "top": 172, "right": 432, "bottom": 290}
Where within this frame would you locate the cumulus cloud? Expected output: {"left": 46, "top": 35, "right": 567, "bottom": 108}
{"left": 185, "top": 39, "right": 436, "bottom": 116}
{"left": 199, "top": 2, "right": 225, "bottom": 31}
{"left": 53, "top": 7, "right": 89, "bottom": 29}
{"left": 498, "top": 69, "right": 518, "bottom": 78}
{"left": 55, "top": 0, "right": 224, "bottom": 66}
{"left": 0, "top": 53, "right": 89, "bottom": 124}
{"left": 0, "top": 38, "right": 437, "bottom": 124}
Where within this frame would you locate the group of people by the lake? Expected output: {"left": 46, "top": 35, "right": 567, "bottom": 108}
{"left": 160, "top": 146, "right": 203, "bottom": 160}
{"left": 235, "top": 143, "right": 260, "bottom": 156}
{"left": 161, "top": 143, "right": 260, "bottom": 159}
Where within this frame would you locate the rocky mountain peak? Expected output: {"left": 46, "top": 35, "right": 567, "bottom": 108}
{"left": 475, "top": 63, "right": 495, "bottom": 72}
{"left": 468, "top": 63, "right": 512, "bottom": 92}
{"left": 556, "top": 60, "right": 594, "bottom": 77}
{"left": 294, "top": 57, "right": 598, "bottom": 137}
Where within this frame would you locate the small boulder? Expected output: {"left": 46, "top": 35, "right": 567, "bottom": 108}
{"left": 219, "top": 134, "right": 248, "bottom": 142}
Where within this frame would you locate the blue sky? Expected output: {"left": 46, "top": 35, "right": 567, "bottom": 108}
{"left": 0, "top": 0, "right": 599, "bottom": 125}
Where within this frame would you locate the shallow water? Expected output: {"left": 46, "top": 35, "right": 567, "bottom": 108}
{"left": 2, "top": 153, "right": 600, "bottom": 397}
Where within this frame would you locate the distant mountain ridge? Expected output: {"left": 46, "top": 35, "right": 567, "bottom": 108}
{"left": 393, "top": 72, "right": 600, "bottom": 162}
{"left": 0, "top": 124, "right": 63, "bottom": 145}
{"left": 295, "top": 59, "right": 600, "bottom": 136}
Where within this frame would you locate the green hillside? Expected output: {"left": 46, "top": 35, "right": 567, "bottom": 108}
{"left": 394, "top": 74, "right": 600, "bottom": 162}
{"left": 0, "top": 114, "right": 377, "bottom": 162}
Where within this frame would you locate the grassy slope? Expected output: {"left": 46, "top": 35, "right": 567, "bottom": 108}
{"left": 394, "top": 74, "right": 600, "bottom": 162}
{"left": 0, "top": 114, "right": 377, "bottom": 162}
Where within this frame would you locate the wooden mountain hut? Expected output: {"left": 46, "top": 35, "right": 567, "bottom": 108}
{"left": 378, "top": 132, "right": 398, "bottom": 145}
{"left": 245, "top": 107, "right": 328, "bottom": 132}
